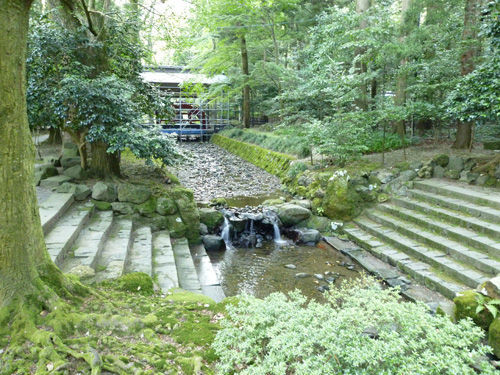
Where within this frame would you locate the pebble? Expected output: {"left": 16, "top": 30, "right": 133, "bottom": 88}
{"left": 317, "top": 285, "right": 330, "bottom": 293}
{"left": 314, "top": 274, "right": 324, "bottom": 280}
{"left": 326, "top": 277, "right": 336, "bottom": 284}
{"left": 170, "top": 143, "right": 283, "bottom": 201}
{"left": 285, "top": 264, "right": 297, "bottom": 269}
{"left": 295, "top": 273, "right": 311, "bottom": 278}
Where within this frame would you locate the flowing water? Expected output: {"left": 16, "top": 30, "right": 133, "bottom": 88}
{"left": 208, "top": 240, "right": 361, "bottom": 300}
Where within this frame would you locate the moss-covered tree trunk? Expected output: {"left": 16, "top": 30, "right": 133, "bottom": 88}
{"left": 355, "top": 0, "right": 370, "bottom": 111}
{"left": 0, "top": 0, "right": 75, "bottom": 311}
{"left": 47, "top": 127, "right": 62, "bottom": 144}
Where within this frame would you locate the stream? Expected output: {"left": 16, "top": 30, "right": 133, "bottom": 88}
{"left": 173, "top": 142, "right": 361, "bottom": 300}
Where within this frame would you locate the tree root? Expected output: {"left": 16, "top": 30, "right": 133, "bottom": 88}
{"left": 473, "top": 154, "right": 500, "bottom": 174}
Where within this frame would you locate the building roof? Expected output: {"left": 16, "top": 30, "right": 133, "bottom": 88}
{"left": 141, "top": 66, "right": 226, "bottom": 89}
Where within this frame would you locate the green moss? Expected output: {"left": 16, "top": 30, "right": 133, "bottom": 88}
{"left": 210, "top": 197, "right": 228, "bottom": 207}
{"left": 115, "top": 272, "right": 154, "bottom": 295}
{"left": 432, "top": 154, "right": 450, "bottom": 167}
{"left": 322, "top": 177, "right": 363, "bottom": 220}
{"left": 135, "top": 197, "right": 157, "bottom": 216}
{"left": 453, "top": 290, "right": 493, "bottom": 330}
{"left": 488, "top": 317, "right": 500, "bottom": 357}
{"left": 199, "top": 208, "right": 224, "bottom": 231}
{"left": 91, "top": 199, "right": 112, "bottom": 211}
{"left": 211, "top": 134, "right": 296, "bottom": 178}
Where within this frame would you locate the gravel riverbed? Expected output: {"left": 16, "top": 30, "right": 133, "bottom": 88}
{"left": 169, "top": 142, "right": 284, "bottom": 203}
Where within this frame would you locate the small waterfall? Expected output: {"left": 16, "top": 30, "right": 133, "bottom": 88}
{"left": 221, "top": 216, "right": 231, "bottom": 247}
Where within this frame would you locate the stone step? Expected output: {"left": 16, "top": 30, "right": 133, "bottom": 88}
{"left": 343, "top": 224, "right": 466, "bottom": 299}
{"left": 408, "top": 189, "right": 500, "bottom": 225}
{"left": 377, "top": 203, "right": 500, "bottom": 259}
{"left": 152, "top": 231, "right": 179, "bottom": 291}
{"left": 190, "top": 243, "right": 225, "bottom": 302}
{"left": 365, "top": 209, "right": 500, "bottom": 276}
{"left": 414, "top": 179, "right": 500, "bottom": 210}
{"left": 45, "top": 202, "right": 94, "bottom": 265}
{"left": 356, "top": 215, "right": 489, "bottom": 288}
{"left": 392, "top": 196, "right": 500, "bottom": 240}
{"left": 39, "top": 193, "right": 74, "bottom": 235}
{"left": 60, "top": 211, "right": 114, "bottom": 272}
{"left": 172, "top": 238, "right": 202, "bottom": 294}
{"left": 125, "top": 227, "right": 153, "bottom": 276}
{"left": 93, "top": 219, "right": 134, "bottom": 282}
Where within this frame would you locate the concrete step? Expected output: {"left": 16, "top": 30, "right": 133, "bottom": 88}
{"left": 378, "top": 203, "right": 500, "bottom": 259}
{"left": 152, "top": 231, "right": 179, "bottom": 291}
{"left": 356, "top": 216, "right": 489, "bottom": 288}
{"left": 60, "top": 211, "right": 114, "bottom": 273}
{"left": 45, "top": 202, "right": 94, "bottom": 265}
{"left": 408, "top": 189, "right": 500, "bottom": 225}
{"left": 93, "top": 219, "right": 134, "bottom": 282}
{"left": 414, "top": 179, "right": 500, "bottom": 210}
{"left": 39, "top": 193, "right": 74, "bottom": 235}
{"left": 125, "top": 227, "right": 153, "bottom": 276}
{"left": 190, "top": 243, "right": 225, "bottom": 302}
{"left": 172, "top": 238, "right": 202, "bottom": 294}
{"left": 392, "top": 196, "right": 500, "bottom": 240}
{"left": 344, "top": 224, "right": 466, "bottom": 299}
{"left": 365, "top": 209, "right": 500, "bottom": 276}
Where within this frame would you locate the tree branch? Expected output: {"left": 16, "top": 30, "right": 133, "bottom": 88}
{"left": 80, "top": 0, "right": 97, "bottom": 36}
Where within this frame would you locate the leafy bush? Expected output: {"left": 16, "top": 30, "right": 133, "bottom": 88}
{"left": 362, "top": 131, "right": 413, "bottom": 153}
{"left": 286, "top": 162, "right": 309, "bottom": 179}
{"left": 213, "top": 277, "right": 495, "bottom": 375}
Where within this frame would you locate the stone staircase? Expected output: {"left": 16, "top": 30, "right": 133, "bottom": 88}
{"left": 344, "top": 179, "right": 500, "bottom": 300}
{"left": 39, "top": 191, "right": 225, "bottom": 301}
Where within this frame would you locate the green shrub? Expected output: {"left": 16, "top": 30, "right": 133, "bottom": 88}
{"left": 286, "top": 162, "right": 309, "bottom": 179}
{"left": 213, "top": 277, "right": 495, "bottom": 374}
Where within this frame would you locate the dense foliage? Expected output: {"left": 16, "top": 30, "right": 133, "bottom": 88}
{"left": 178, "top": 0, "right": 499, "bottom": 160}
{"left": 27, "top": 9, "right": 179, "bottom": 168}
{"left": 213, "top": 277, "right": 496, "bottom": 374}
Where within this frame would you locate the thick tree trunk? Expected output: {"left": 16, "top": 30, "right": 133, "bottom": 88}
{"left": 240, "top": 35, "right": 251, "bottom": 128}
{"left": 0, "top": 0, "right": 53, "bottom": 307}
{"left": 453, "top": 0, "right": 481, "bottom": 149}
{"left": 47, "top": 127, "right": 62, "bottom": 144}
{"left": 91, "top": 141, "right": 121, "bottom": 177}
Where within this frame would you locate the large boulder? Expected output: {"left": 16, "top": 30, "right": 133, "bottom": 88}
{"left": 323, "top": 177, "right": 362, "bottom": 221}
{"left": 136, "top": 197, "right": 157, "bottom": 217}
{"left": 156, "top": 197, "right": 177, "bottom": 216}
{"left": 485, "top": 276, "right": 500, "bottom": 299}
{"left": 117, "top": 184, "right": 151, "bottom": 204}
{"left": 56, "top": 182, "right": 91, "bottom": 201}
{"left": 447, "top": 156, "right": 464, "bottom": 173}
{"left": 202, "top": 235, "right": 226, "bottom": 251}
{"left": 432, "top": 154, "right": 449, "bottom": 168}
{"left": 299, "top": 215, "right": 331, "bottom": 233}
{"left": 91, "top": 182, "right": 117, "bottom": 202}
{"left": 290, "top": 199, "right": 312, "bottom": 209}
{"left": 488, "top": 317, "right": 500, "bottom": 358}
{"left": 276, "top": 203, "right": 311, "bottom": 226}
{"left": 433, "top": 165, "right": 445, "bottom": 178}
{"left": 454, "top": 290, "right": 493, "bottom": 331}
{"left": 111, "top": 202, "right": 135, "bottom": 215}
{"left": 35, "top": 164, "right": 59, "bottom": 179}
{"left": 63, "top": 165, "right": 86, "bottom": 180}
{"left": 294, "top": 228, "right": 321, "bottom": 244}
{"left": 199, "top": 208, "right": 224, "bottom": 232}
{"left": 40, "top": 175, "right": 72, "bottom": 188}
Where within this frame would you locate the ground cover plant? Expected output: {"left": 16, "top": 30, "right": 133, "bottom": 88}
{"left": 213, "top": 276, "right": 496, "bottom": 375}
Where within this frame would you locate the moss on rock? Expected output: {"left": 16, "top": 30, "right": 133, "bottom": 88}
{"left": 488, "top": 317, "right": 500, "bottom": 358}
{"left": 322, "top": 176, "right": 362, "bottom": 220}
{"left": 199, "top": 208, "right": 224, "bottom": 232}
{"left": 116, "top": 272, "right": 154, "bottom": 295}
{"left": 91, "top": 199, "right": 112, "bottom": 211}
{"left": 454, "top": 290, "right": 493, "bottom": 331}
{"left": 136, "top": 197, "right": 157, "bottom": 217}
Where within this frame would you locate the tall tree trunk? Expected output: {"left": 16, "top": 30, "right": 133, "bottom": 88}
{"left": 355, "top": 0, "right": 370, "bottom": 111}
{"left": 240, "top": 34, "right": 251, "bottom": 128}
{"left": 393, "top": 0, "right": 417, "bottom": 137}
{"left": 0, "top": 0, "right": 62, "bottom": 308}
{"left": 91, "top": 141, "right": 121, "bottom": 177}
{"left": 453, "top": 0, "right": 481, "bottom": 149}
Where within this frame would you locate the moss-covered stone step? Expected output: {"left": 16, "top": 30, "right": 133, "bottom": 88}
{"left": 152, "top": 231, "right": 179, "bottom": 291}
{"left": 414, "top": 179, "right": 500, "bottom": 210}
{"left": 39, "top": 192, "right": 74, "bottom": 235}
{"left": 378, "top": 204, "right": 500, "bottom": 259}
{"left": 45, "top": 202, "right": 94, "bottom": 265}
{"left": 357, "top": 215, "right": 489, "bottom": 288}
{"left": 391, "top": 196, "right": 500, "bottom": 239}
{"left": 190, "top": 243, "right": 225, "bottom": 302}
{"left": 172, "top": 238, "right": 202, "bottom": 294}
{"left": 125, "top": 227, "right": 153, "bottom": 276}
{"left": 408, "top": 189, "right": 500, "bottom": 225}
{"left": 364, "top": 209, "right": 500, "bottom": 275}
{"left": 94, "top": 219, "right": 134, "bottom": 282}
{"left": 343, "top": 224, "right": 465, "bottom": 299}
{"left": 60, "top": 210, "right": 114, "bottom": 273}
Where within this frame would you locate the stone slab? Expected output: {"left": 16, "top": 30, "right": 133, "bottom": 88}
{"left": 125, "top": 227, "right": 153, "bottom": 276}
{"left": 39, "top": 193, "right": 74, "bottom": 235}
{"left": 172, "top": 238, "right": 202, "bottom": 293}
{"left": 153, "top": 231, "right": 179, "bottom": 291}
